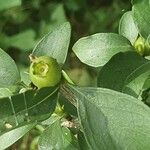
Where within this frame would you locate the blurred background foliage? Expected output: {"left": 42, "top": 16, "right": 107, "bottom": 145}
{"left": 0, "top": 0, "right": 131, "bottom": 88}
{"left": 0, "top": 0, "right": 130, "bottom": 52}
{"left": 0, "top": 0, "right": 131, "bottom": 149}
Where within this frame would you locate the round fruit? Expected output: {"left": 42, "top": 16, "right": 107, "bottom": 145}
{"left": 29, "top": 56, "right": 61, "bottom": 88}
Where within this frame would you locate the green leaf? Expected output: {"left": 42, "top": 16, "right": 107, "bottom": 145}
{"left": 39, "top": 4, "right": 67, "bottom": 36}
{"left": 97, "top": 51, "right": 150, "bottom": 98}
{"left": 0, "top": 48, "right": 21, "bottom": 88}
{"left": 0, "top": 86, "right": 19, "bottom": 99}
{"left": 0, "top": 0, "right": 21, "bottom": 11}
{"left": 8, "top": 29, "right": 36, "bottom": 51}
{"left": 0, "top": 123, "right": 36, "bottom": 150}
{"left": 32, "top": 22, "right": 71, "bottom": 65}
{"left": 132, "top": 0, "right": 150, "bottom": 39}
{"left": 119, "top": 11, "right": 138, "bottom": 44}
{"left": 78, "top": 131, "right": 90, "bottom": 150}
{"left": 73, "top": 33, "right": 134, "bottom": 67}
{"left": 50, "top": 4, "right": 67, "bottom": 24}
{"left": 0, "top": 88, "right": 13, "bottom": 98}
{"left": 38, "top": 120, "right": 79, "bottom": 150}
{"left": 0, "top": 86, "right": 19, "bottom": 98}
{"left": 1, "top": 30, "right": 36, "bottom": 51}
{"left": 0, "top": 86, "right": 58, "bottom": 133}
{"left": 69, "top": 85, "right": 150, "bottom": 150}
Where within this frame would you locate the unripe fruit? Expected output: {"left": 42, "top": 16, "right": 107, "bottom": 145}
{"left": 29, "top": 56, "right": 61, "bottom": 88}
{"left": 134, "top": 37, "right": 145, "bottom": 56}
{"left": 134, "top": 36, "right": 150, "bottom": 56}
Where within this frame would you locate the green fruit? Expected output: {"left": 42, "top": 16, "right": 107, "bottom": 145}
{"left": 134, "top": 36, "right": 150, "bottom": 56}
{"left": 29, "top": 56, "right": 61, "bottom": 88}
{"left": 134, "top": 36, "right": 145, "bottom": 56}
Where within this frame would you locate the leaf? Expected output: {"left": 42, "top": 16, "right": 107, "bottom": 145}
{"left": 0, "top": 86, "right": 58, "bottom": 133}
{"left": 0, "top": 30, "right": 36, "bottom": 51}
{"left": 97, "top": 51, "right": 150, "bottom": 98}
{"left": 32, "top": 22, "right": 71, "bottom": 66}
{"left": 0, "top": 88, "right": 13, "bottom": 98}
{"left": 132, "top": 0, "right": 150, "bottom": 39}
{"left": 119, "top": 11, "right": 138, "bottom": 44}
{"left": 69, "top": 85, "right": 150, "bottom": 150}
{"left": 0, "top": 123, "right": 36, "bottom": 150}
{"left": 78, "top": 131, "right": 90, "bottom": 150}
{"left": 51, "top": 4, "right": 67, "bottom": 23}
{"left": 39, "top": 4, "right": 67, "bottom": 36}
{"left": 38, "top": 120, "right": 79, "bottom": 150}
{"left": 73, "top": 33, "right": 134, "bottom": 67}
{"left": 0, "top": 86, "right": 19, "bottom": 98}
{"left": 0, "top": 0, "right": 21, "bottom": 11}
{"left": 0, "top": 48, "right": 21, "bottom": 88}
{"left": 9, "top": 29, "right": 36, "bottom": 51}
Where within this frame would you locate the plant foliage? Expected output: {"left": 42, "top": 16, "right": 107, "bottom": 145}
{"left": 0, "top": 0, "right": 150, "bottom": 149}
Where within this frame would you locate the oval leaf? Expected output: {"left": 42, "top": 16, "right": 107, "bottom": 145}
{"left": 119, "top": 11, "right": 138, "bottom": 44}
{"left": 97, "top": 51, "right": 150, "bottom": 98}
{"left": 32, "top": 22, "right": 71, "bottom": 65}
{"left": 0, "top": 48, "right": 21, "bottom": 88}
{"left": 132, "top": 0, "right": 150, "bottom": 39}
{"left": 69, "top": 85, "right": 150, "bottom": 150}
{"left": 73, "top": 33, "right": 134, "bottom": 67}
